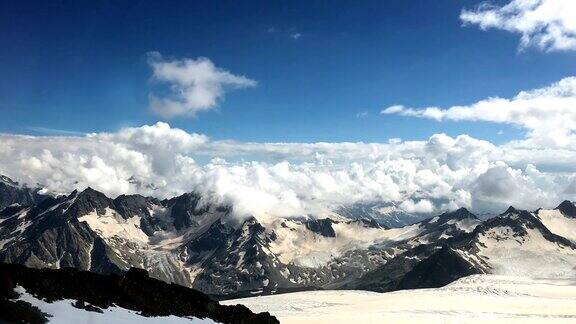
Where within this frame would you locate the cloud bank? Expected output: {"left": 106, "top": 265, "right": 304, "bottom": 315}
{"left": 2, "top": 119, "right": 575, "bottom": 220}
{"left": 147, "top": 52, "right": 257, "bottom": 118}
{"left": 460, "top": 0, "right": 576, "bottom": 52}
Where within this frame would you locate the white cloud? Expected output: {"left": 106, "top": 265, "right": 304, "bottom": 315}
{"left": 27, "top": 127, "right": 86, "bottom": 136}
{"left": 92, "top": 122, "right": 208, "bottom": 176}
{"left": 147, "top": 52, "right": 257, "bottom": 118}
{"left": 460, "top": 0, "right": 576, "bottom": 52}
{"left": 381, "top": 76, "right": 576, "bottom": 147}
{"left": 399, "top": 199, "right": 435, "bottom": 214}
{"left": 2, "top": 123, "right": 576, "bottom": 219}
{"left": 470, "top": 162, "right": 560, "bottom": 211}
{"left": 290, "top": 33, "right": 302, "bottom": 40}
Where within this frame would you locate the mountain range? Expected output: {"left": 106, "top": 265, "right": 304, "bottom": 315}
{"left": 1, "top": 174, "right": 576, "bottom": 299}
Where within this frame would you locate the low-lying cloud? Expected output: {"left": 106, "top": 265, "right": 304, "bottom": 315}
{"left": 1, "top": 121, "right": 575, "bottom": 219}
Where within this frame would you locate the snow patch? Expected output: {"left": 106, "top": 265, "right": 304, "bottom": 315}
{"left": 225, "top": 275, "right": 576, "bottom": 323}
{"left": 13, "top": 286, "right": 216, "bottom": 323}
{"left": 476, "top": 226, "right": 576, "bottom": 278}
{"left": 537, "top": 209, "right": 576, "bottom": 243}
{"left": 267, "top": 219, "right": 423, "bottom": 268}
{"left": 447, "top": 218, "right": 480, "bottom": 233}
{"left": 78, "top": 208, "right": 149, "bottom": 243}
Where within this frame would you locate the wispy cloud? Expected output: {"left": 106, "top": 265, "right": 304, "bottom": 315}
{"left": 355, "top": 111, "right": 368, "bottom": 118}
{"left": 27, "top": 126, "right": 86, "bottom": 136}
{"left": 147, "top": 52, "right": 257, "bottom": 118}
{"left": 266, "top": 27, "right": 303, "bottom": 40}
{"left": 290, "top": 32, "right": 302, "bottom": 40}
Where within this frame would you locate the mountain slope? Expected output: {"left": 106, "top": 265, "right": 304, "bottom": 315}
{"left": 535, "top": 200, "right": 576, "bottom": 243}
{"left": 0, "top": 262, "right": 279, "bottom": 324}
{"left": 462, "top": 206, "right": 576, "bottom": 277}
{"left": 0, "top": 187, "right": 220, "bottom": 287}
{"left": 347, "top": 204, "right": 576, "bottom": 292}
{"left": 0, "top": 175, "right": 46, "bottom": 211}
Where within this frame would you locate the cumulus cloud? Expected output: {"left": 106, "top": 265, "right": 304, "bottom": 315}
{"left": 147, "top": 52, "right": 257, "bottom": 118}
{"left": 92, "top": 122, "right": 208, "bottom": 176}
{"left": 460, "top": 0, "right": 576, "bottom": 52}
{"left": 1, "top": 123, "right": 576, "bottom": 219}
{"left": 381, "top": 76, "right": 576, "bottom": 147}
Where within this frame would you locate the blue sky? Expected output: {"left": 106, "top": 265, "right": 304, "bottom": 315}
{"left": 1, "top": 0, "right": 575, "bottom": 143}
{"left": 1, "top": 0, "right": 576, "bottom": 213}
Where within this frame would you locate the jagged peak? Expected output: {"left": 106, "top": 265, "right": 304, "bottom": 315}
{"left": 305, "top": 218, "right": 337, "bottom": 237}
{"left": 498, "top": 206, "right": 535, "bottom": 221}
{"left": 240, "top": 216, "right": 261, "bottom": 227}
{"left": 502, "top": 206, "right": 519, "bottom": 215}
{"left": 112, "top": 194, "right": 161, "bottom": 220}
{"left": 0, "top": 174, "right": 18, "bottom": 187}
{"left": 439, "top": 207, "right": 477, "bottom": 221}
{"left": 556, "top": 200, "right": 576, "bottom": 218}
{"left": 235, "top": 216, "right": 267, "bottom": 241}
{"left": 346, "top": 218, "right": 383, "bottom": 229}
{"left": 164, "top": 191, "right": 202, "bottom": 204}
{"left": 64, "top": 187, "right": 114, "bottom": 217}
{"left": 66, "top": 189, "right": 79, "bottom": 198}
{"left": 455, "top": 207, "right": 472, "bottom": 213}
{"left": 178, "top": 191, "right": 201, "bottom": 199}
{"left": 114, "top": 193, "right": 159, "bottom": 205}
{"left": 115, "top": 193, "right": 146, "bottom": 200}
{"left": 79, "top": 186, "right": 98, "bottom": 194}
{"left": 76, "top": 187, "right": 110, "bottom": 201}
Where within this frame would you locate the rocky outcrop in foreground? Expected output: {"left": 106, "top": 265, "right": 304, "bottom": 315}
{"left": 0, "top": 262, "right": 279, "bottom": 324}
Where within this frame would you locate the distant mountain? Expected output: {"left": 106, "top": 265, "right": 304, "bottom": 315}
{"left": 0, "top": 175, "right": 47, "bottom": 211}
{"left": 347, "top": 202, "right": 576, "bottom": 292}
{"left": 334, "top": 201, "right": 429, "bottom": 228}
{"left": 1, "top": 174, "right": 575, "bottom": 299}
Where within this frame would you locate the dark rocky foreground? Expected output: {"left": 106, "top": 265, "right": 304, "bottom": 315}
{"left": 0, "top": 262, "right": 279, "bottom": 324}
